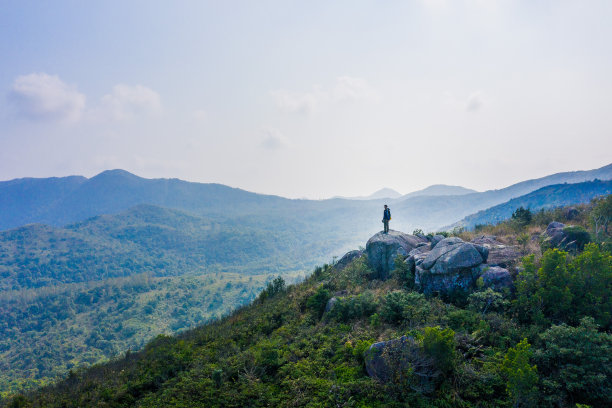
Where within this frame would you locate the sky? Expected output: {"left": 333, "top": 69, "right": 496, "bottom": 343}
{"left": 1, "top": 0, "right": 611, "bottom": 199}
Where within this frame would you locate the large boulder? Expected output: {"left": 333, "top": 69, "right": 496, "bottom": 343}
{"left": 429, "top": 234, "right": 446, "bottom": 249}
{"left": 479, "top": 266, "right": 513, "bottom": 291}
{"left": 334, "top": 250, "right": 363, "bottom": 271}
{"left": 366, "top": 231, "right": 426, "bottom": 280}
{"left": 415, "top": 237, "right": 487, "bottom": 296}
{"left": 364, "top": 336, "right": 438, "bottom": 393}
{"left": 542, "top": 222, "right": 590, "bottom": 251}
{"left": 543, "top": 222, "right": 567, "bottom": 247}
{"left": 472, "top": 236, "right": 521, "bottom": 268}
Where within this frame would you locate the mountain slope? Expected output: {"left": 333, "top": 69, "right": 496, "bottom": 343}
{"left": 453, "top": 179, "right": 612, "bottom": 229}
{"left": 400, "top": 184, "right": 477, "bottom": 199}
{"left": 8, "top": 206, "right": 611, "bottom": 407}
{"left": 390, "top": 163, "right": 612, "bottom": 231}
{"left": 1, "top": 163, "right": 611, "bottom": 234}
{"left": 0, "top": 204, "right": 332, "bottom": 291}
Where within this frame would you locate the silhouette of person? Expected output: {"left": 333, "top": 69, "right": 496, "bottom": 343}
{"left": 382, "top": 204, "right": 391, "bottom": 233}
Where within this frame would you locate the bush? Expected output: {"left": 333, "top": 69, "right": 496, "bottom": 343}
{"left": 562, "top": 225, "right": 591, "bottom": 250}
{"left": 379, "top": 291, "right": 428, "bottom": 325}
{"left": 305, "top": 286, "right": 330, "bottom": 318}
{"left": 468, "top": 288, "right": 509, "bottom": 316}
{"left": 392, "top": 255, "right": 414, "bottom": 290}
{"left": 327, "top": 292, "right": 378, "bottom": 322}
{"left": 500, "top": 338, "right": 538, "bottom": 407}
{"left": 421, "top": 326, "right": 456, "bottom": 375}
{"left": 535, "top": 317, "right": 612, "bottom": 407}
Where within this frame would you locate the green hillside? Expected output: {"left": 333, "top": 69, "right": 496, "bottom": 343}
{"left": 5, "top": 199, "right": 610, "bottom": 407}
{"left": 0, "top": 204, "right": 332, "bottom": 395}
{"left": 453, "top": 180, "right": 612, "bottom": 230}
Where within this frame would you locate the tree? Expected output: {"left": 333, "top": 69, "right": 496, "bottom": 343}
{"left": 591, "top": 194, "right": 612, "bottom": 239}
{"left": 568, "top": 243, "right": 612, "bottom": 328}
{"left": 422, "top": 326, "right": 456, "bottom": 375}
{"left": 501, "top": 338, "right": 538, "bottom": 407}
{"left": 536, "top": 249, "right": 572, "bottom": 322}
{"left": 511, "top": 207, "right": 533, "bottom": 228}
{"left": 535, "top": 317, "right": 612, "bottom": 407}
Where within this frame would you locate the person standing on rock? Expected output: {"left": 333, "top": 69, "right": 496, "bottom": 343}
{"left": 382, "top": 204, "right": 391, "bottom": 233}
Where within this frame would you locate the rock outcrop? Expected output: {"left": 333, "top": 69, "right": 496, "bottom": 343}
{"left": 471, "top": 235, "right": 521, "bottom": 269}
{"left": 480, "top": 266, "right": 513, "bottom": 291}
{"left": 364, "top": 336, "right": 437, "bottom": 393}
{"left": 335, "top": 250, "right": 363, "bottom": 271}
{"left": 366, "top": 231, "right": 426, "bottom": 280}
{"left": 541, "top": 221, "right": 590, "bottom": 251}
{"left": 542, "top": 222, "right": 567, "bottom": 248}
{"left": 414, "top": 237, "right": 488, "bottom": 296}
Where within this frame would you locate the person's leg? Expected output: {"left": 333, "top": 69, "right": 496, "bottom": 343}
{"left": 384, "top": 220, "right": 389, "bottom": 233}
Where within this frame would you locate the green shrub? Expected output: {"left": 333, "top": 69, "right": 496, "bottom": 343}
{"left": 500, "top": 338, "right": 538, "bottom": 407}
{"left": 535, "top": 317, "right": 612, "bottom": 407}
{"left": 392, "top": 255, "right": 414, "bottom": 290}
{"left": 421, "top": 326, "right": 456, "bottom": 375}
{"left": 327, "top": 292, "right": 378, "bottom": 322}
{"left": 305, "top": 286, "right": 330, "bottom": 318}
{"left": 562, "top": 225, "right": 591, "bottom": 250}
{"left": 468, "top": 288, "right": 509, "bottom": 316}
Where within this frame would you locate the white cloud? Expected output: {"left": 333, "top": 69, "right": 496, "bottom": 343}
{"left": 466, "top": 91, "right": 485, "bottom": 112}
{"left": 100, "top": 84, "right": 161, "bottom": 120}
{"left": 269, "top": 89, "right": 320, "bottom": 114}
{"left": 271, "top": 76, "right": 379, "bottom": 114}
{"left": 9, "top": 73, "right": 86, "bottom": 123}
{"left": 260, "top": 128, "right": 288, "bottom": 150}
{"left": 332, "top": 76, "right": 380, "bottom": 102}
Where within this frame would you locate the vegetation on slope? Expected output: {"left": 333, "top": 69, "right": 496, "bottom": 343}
{"left": 4, "top": 198, "right": 610, "bottom": 407}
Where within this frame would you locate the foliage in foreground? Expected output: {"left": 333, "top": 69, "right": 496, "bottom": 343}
{"left": 3, "top": 238, "right": 611, "bottom": 408}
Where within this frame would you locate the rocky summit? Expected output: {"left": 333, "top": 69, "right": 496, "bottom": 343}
{"left": 365, "top": 230, "right": 427, "bottom": 280}
{"left": 363, "top": 230, "right": 513, "bottom": 296}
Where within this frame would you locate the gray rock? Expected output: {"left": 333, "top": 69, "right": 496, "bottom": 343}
{"left": 542, "top": 222, "right": 568, "bottom": 248}
{"left": 416, "top": 237, "right": 487, "bottom": 295}
{"left": 473, "top": 244, "right": 489, "bottom": 262}
{"left": 430, "top": 234, "right": 446, "bottom": 249}
{"left": 405, "top": 246, "right": 431, "bottom": 273}
{"left": 335, "top": 250, "right": 363, "bottom": 271}
{"left": 366, "top": 230, "right": 426, "bottom": 280}
{"left": 471, "top": 236, "right": 520, "bottom": 268}
{"left": 546, "top": 221, "right": 565, "bottom": 233}
{"left": 421, "top": 237, "right": 464, "bottom": 270}
{"left": 480, "top": 266, "right": 513, "bottom": 291}
{"left": 364, "top": 336, "right": 438, "bottom": 392}
{"left": 325, "top": 297, "right": 338, "bottom": 313}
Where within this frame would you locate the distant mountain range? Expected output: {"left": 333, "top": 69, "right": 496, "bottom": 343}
{"left": 2, "top": 163, "right": 610, "bottom": 235}
{"left": 335, "top": 184, "right": 476, "bottom": 201}
{"left": 400, "top": 184, "right": 477, "bottom": 199}
{"left": 450, "top": 179, "right": 612, "bottom": 229}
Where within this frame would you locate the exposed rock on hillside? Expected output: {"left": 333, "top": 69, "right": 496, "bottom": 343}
{"left": 364, "top": 336, "right": 437, "bottom": 393}
{"left": 366, "top": 231, "right": 426, "bottom": 280}
{"left": 471, "top": 235, "right": 521, "bottom": 269}
{"left": 335, "top": 250, "right": 363, "bottom": 271}
{"left": 480, "top": 266, "right": 513, "bottom": 290}
{"left": 414, "top": 238, "right": 487, "bottom": 295}
{"left": 541, "top": 221, "right": 590, "bottom": 251}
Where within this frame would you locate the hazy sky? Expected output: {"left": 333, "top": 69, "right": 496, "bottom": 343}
{"left": 1, "top": 0, "right": 611, "bottom": 198}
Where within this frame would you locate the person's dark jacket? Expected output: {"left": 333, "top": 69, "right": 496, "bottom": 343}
{"left": 383, "top": 208, "right": 391, "bottom": 221}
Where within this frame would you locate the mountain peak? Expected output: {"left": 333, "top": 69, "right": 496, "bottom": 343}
{"left": 92, "top": 169, "right": 140, "bottom": 180}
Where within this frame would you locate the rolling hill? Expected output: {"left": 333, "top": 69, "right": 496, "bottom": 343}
{"left": 452, "top": 179, "right": 612, "bottom": 229}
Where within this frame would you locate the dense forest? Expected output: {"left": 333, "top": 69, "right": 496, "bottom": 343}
{"left": 0, "top": 204, "right": 325, "bottom": 395}
{"left": 4, "top": 195, "right": 610, "bottom": 407}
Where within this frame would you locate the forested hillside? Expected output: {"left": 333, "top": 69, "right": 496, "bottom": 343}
{"left": 5, "top": 197, "right": 610, "bottom": 407}
{"left": 452, "top": 179, "right": 612, "bottom": 230}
